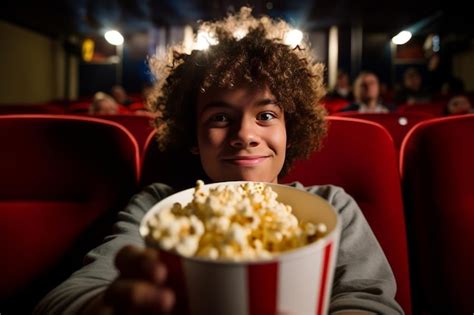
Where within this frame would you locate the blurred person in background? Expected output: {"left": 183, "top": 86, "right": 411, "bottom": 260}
{"left": 445, "top": 94, "right": 473, "bottom": 115}
{"left": 341, "top": 71, "right": 390, "bottom": 113}
{"left": 35, "top": 7, "right": 403, "bottom": 315}
{"left": 393, "top": 67, "right": 431, "bottom": 106}
{"left": 327, "top": 70, "right": 353, "bottom": 101}
{"left": 89, "top": 92, "right": 120, "bottom": 115}
{"left": 111, "top": 85, "right": 134, "bottom": 106}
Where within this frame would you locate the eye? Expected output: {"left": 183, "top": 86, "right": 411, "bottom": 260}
{"left": 207, "top": 113, "right": 231, "bottom": 126}
{"left": 211, "top": 113, "right": 229, "bottom": 122}
{"left": 257, "top": 112, "right": 276, "bottom": 121}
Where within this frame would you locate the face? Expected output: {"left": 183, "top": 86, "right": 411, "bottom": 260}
{"left": 97, "top": 99, "right": 118, "bottom": 114}
{"left": 448, "top": 96, "right": 472, "bottom": 114}
{"left": 404, "top": 72, "right": 421, "bottom": 91}
{"left": 195, "top": 85, "right": 287, "bottom": 183}
{"left": 337, "top": 73, "right": 349, "bottom": 89}
{"left": 112, "top": 87, "right": 127, "bottom": 102}
{"left": 358, "top": 73, "right": 379, "bottom": 101}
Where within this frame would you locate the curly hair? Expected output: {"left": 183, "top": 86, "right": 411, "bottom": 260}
{"left": 147, "top": 7, "right": 327, "bottom": 177}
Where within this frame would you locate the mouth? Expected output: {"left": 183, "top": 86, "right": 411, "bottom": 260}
{"left": 222, "top": 155, "right": 270, "bottom": 167}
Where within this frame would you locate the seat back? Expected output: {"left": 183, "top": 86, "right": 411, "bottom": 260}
{"left": 322, "top": 97, "right": 350, "bottom": 114}
{"left": 92, "top": 114, "right": 155, "bottom": 153}
{"left": 66, "top": 101, "right": 91, "bottom": 114}
{"left": 332, "top": 112, "right": 435, "bottom": 151}
{"left": 400, "top": 114, "right": 474, "bottom": 313}
{"left": 281, "top": 116, "right": 412, "bottom": 314}
{"left": 140, "top": 130, "right": 208, "bottom": 191}
{"left": 397, "top": 101, "right": 446, "bottom": 117}
{"left": 0, "top": 115, "right": 139, "bottom": 310}
{"left": 0, "top": 104, "right": 65, "bottom": 115}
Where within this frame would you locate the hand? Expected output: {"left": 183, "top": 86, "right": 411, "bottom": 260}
{"left": 81, "top": 245, "right": 175, "bottom": 314}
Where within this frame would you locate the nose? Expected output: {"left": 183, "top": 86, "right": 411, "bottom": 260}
{"left": 229, "top": 117, "right": 260, "bottom": 149}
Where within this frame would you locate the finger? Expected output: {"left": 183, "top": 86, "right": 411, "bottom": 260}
{"left": 115, "top": 245, "right": 167, "bottom": 284}
{"left": 104, "top": 279, "right": 175, "bottom": 314}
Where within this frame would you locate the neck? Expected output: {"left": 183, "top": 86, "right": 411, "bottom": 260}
{"left": 360, "top": 98, "right": 378, "bottom": 108}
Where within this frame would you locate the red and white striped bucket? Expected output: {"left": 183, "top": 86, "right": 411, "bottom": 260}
{"left": 141, "top": 182, "right": 341, "bottom": 315}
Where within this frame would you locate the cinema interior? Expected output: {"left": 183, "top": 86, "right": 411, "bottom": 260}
{"left": 1, "top": 0, "right": 473, "bottom": 314}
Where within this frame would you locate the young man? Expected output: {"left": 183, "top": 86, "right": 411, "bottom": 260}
{"left": 35, "top": 8, "right": 403, "bottom": 315}
{"left": 341, "top": 72, "right": 390, "bottom": 113}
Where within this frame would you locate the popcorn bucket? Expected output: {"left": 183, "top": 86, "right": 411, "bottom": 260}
{"left": 140, "top": 181, "right": 341, "bottom": 315}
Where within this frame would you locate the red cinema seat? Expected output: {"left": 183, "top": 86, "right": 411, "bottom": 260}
{"left": 400, "top": 114, "right": 474, "bottom": 314}
{"left": 321, "top": 97, "right": 350, "bottom": 114}
{"left": 397, "top": 101, "right": 446, "bottom": 117}
{"left": 0, "top": 104, "right": 64, "bottom": 115}
{"left": 128, "top": 101, "right": 146, "bottom": 112}
{"left": 92, "top": 114, "right": 155, "bottom": 153}
{"left": 140, "top": 130, "right": 208, "bottom": 191}
{"left": 332, "top": 112, "right": 435, "bottom": 151}
{"left": 0, "top": 115, "right": 139, "bottom": 312}
{"left": 281, "top": 117, "right": 412, "bottom": 314}
{"left": 66, "top": 101, "right": 91, "bottom": 114}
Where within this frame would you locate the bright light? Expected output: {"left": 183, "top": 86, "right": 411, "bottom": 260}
{"left": 398, "top": 117, "right": 408, "bottom": 126}
{"left": 233, "top": 28, "right": 248, "bottom": 40}
{"left": 195, "top": 31, "right": 218, "bottom": 50}
{"left": 284, "top": 29, "right": 303, "bottom": 48}
{"left": 105, "top": 30, "right": 124, "bottom": 46}
{"left": 392, "top": 31, "right": 412, "bottom": 45}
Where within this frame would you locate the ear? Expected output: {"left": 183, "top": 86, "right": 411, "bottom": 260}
{"left": 190, "top": 146, "right": 199, "bottom": 155}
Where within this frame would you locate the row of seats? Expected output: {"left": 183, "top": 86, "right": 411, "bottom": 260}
{"left": 0, "top": 104, "right": 452, "bottom": 157}
{"left": 322, "top": 98, "right": 451, "bottom": 116}
{"left": 0, "top": 101, "right": 147, "bottom": 115}
{"left": 0, "top": 110, "right": 442, "bottom": 156}
{"left": 1, "top": 114, "right": 473, "bottom": 314}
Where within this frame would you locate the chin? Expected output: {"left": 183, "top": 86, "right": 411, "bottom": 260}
{"left": 213, "top": 170, "right": 276, "bottom": 183}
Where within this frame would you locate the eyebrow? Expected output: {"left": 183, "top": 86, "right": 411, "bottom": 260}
{"left": 200, "top": 98, "right": 279, "bottom": 112}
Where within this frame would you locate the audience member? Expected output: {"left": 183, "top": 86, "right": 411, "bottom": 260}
{"left": 445, "top": 94, "right": 473, "bottom": 115}
{"left": 341, "top": 71, "right": 390, "bottom": 113}
{"left": 89, "top": 92, "right": 120, "bottom": 115}
{"left": 327, "top": 70, "right": 353, "bottom": 101}
{"left": 111, "top": 85, "right": 134, "bottom": 106}
{"left": 393, "top": 67, "right": 431, "bottom": 106}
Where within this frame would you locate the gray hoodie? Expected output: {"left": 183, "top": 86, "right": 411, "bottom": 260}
{"left": 34, "top": 182, "right": 403, "bottom": 315}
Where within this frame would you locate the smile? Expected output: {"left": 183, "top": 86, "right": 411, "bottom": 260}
{"left": 222, "top": 155, "right": 270, "bottom": 166}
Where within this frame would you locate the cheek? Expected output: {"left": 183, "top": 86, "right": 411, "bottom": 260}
{"left": 198, "top": 127, "right": 228, "bottom": 149}
{"left": 268, "top": 125, "right": 287, "bottom": 153}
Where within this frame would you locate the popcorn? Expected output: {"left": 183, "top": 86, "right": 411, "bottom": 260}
{"left": 144, "top": 180, "right": 328, "bottom": 260}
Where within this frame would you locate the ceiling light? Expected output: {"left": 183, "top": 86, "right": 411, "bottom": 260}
{"left": 105, "top": 30, "right": 124, "bottom": 46}
{"left": 233, "top": 28, "right": 248, "bottom": 40}
{"left": 392, "top": 31, "right": 412, "bottom": 45}
{"left": 195, "top": 31, "right": 218, "bottom": 50}
{"left": 284, "top": 29, "right": 303, "bottom": 48}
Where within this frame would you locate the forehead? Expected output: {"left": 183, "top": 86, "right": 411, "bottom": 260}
{"left": 197, "top": 85, "right": 276, "bottom": 111}
{"left": 360, "top": 74, "right": 378, "bottom": 83}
